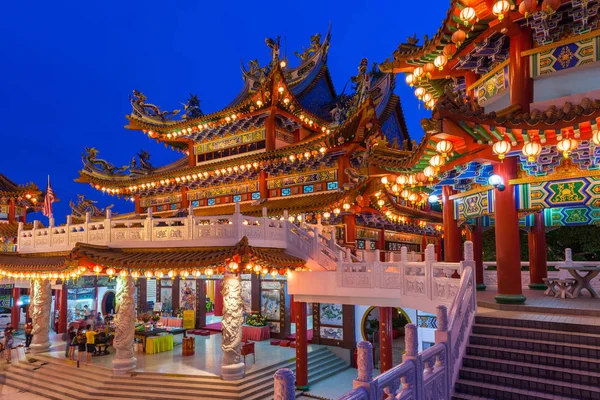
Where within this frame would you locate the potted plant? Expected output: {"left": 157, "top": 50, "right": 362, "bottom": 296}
{"left": 245, "top": 313, "right": 268, "bottom": 327}
{"left": 365, "top": 319, "right": 379, "bottom": 343}
{"left": 392, "top": 313, "right": 409, "bottom": 338}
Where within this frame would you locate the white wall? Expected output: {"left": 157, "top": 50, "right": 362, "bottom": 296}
{"left": 483, "top": 91, "right": 510, "bottom": 114}
{"left": 533, "top": 63, "right": 600, "bottom": 103}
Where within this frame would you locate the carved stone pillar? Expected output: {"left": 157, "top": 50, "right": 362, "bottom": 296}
{"left": 221, "top": 274, "right": 244, "bottom": 380}
{"left": 356, "top": 341, "right": 374, "bottom": 382}
{"left": 273, "top": 368, "right": 296, "bottom": 400}
{"left": 402, "top": 323, "right": 418, "bottom": 362}
{"left": 30, "top": 280, "right": 52, "bottom": 353}
{"left": 112, "top": 275, "right": 137, "bottom": 374}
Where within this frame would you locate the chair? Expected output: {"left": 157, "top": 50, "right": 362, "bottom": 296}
{"left": 543, "top": 278, "right": 558, "bottom": 296}
{"left": 241, "top": 341, "right": 255, "bottom": 364}
{"left": 555, "top": 279, "right": 576, "bottom": 299}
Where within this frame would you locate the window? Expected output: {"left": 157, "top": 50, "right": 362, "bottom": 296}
{"left": 208, "top": 198, "right": 215, "bottom": 206}
{"left": 170, "top": 204, "right": 177, "bottom": 210}
{"left": 251, "top": 192, "right": 260, "bottom": 200}
{"left": 356, "top": 240, "right": 365, "bottom": 249}
{"left": 191, "top": 200, "right": 199, "bottom": 207}
{"left": 233, "top": 195, "right": 241, "bottom": 202}
{"left": 303, "top": 185, "right": 314, "bottom": 194}
{"left": 327, "top": 181, "right": 338, "bottom": 190}
{"left": 369, "top": 241, "right": 377, "bottom": 250}
{"left": 281, "top": 188, "right": 291, "bottom": 196}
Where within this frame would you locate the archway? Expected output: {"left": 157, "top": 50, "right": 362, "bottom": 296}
{"left": 360, "top": 306, "right": 411, "bottom": 368}
{"left": 101, "top": 290, "right": 116, "bottom": 316}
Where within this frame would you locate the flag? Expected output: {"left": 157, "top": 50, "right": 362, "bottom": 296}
{"left": 42, "top": 176, "right": 55, "bottom": 218}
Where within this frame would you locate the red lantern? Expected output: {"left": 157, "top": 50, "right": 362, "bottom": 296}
{"left": 541, "top": 0, "right": 561, "bottom": 14}
{"left": 452, "top": 30, "right": 466, "bottom": 47}
{"left": 519, "top": 0, "right": 537, "bottom": 17}
{"left": 443, "top": 43, "right": 457, "bottom": 59}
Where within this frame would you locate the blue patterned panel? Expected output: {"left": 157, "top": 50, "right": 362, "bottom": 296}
{"left": 303, "top": 185, "right": 314, "bottom": 194}
{"left": 327, "top": 181, "right": 338, "bottom": 190}
{"left": 191, "top": 200, "right": 199, "bottom": 207}
{"left": 208, "top": 198, "right": 215, "bottom": 206}
{"left": 369, "top": 241, "right": 376, "bottom": 250}
{"left": 281, "top": 188, "right": 291, "bottom": 196}
{"left": 170, "top": 204, "right": 177, "bottom": 210}
{"left": 251, "top": 192, "right": 260, "bottom": 200}
{"left": 233, "top": 195, "right": 241, "bottom": 203}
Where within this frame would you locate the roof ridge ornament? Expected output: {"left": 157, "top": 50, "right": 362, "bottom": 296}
{"left": 130, "top": 90, "right": 180, "bottom": 121}
{"left": 180, "top": 94, "right": 203, "bottom": 120}
{"left": 82, "top": 147, "right": 128, "bottom": 176}
{"left": 294, "top": 33, "right": 323, "bottom": 61}
{"left": 265, "top": 36, "right": 281, "bottom": 63}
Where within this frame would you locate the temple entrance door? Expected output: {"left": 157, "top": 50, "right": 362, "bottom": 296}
{"left": 361, "top": 306, "right": 411, "bottom": 368}
{"left": 102, "top": 291, "right": 116, "bottom": 315}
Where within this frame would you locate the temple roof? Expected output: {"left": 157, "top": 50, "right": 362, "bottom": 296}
{"left": 0, "top": 174, "right": 41, "bottom": 199}
{"left": 0, "top": 252, "right": 70, "bottom": 272}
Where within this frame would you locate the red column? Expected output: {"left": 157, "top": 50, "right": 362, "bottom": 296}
{"left": 509, "top": 28, "right": 533, "bottom": 112}
{"left": 379, "top": 228, "right": 386, "bottom": 261}
{"left": 290, "top": 295, "right": 295, "bottom": 324}
{"left": 135, "top": 194, "right": 142, "bottom": 214}
{"left": 295, "top": 301, "right": 309, "bottom": 389}
{"left": 181, "top": 187, "right": 189, "bottom": 209}
{"left": 188, "top": 142, "right": 196, "bottom": 167}
{"left": 338, "top": 156, "right": 349, "bottom": 187}
{"left": 442, "top": 186, "right": 462, "bottom": 262}
{"left": 379, "top": 307, "right": 393, "bottom": 372}
{"left": 259, "top": 171, "right": 269, "bottom": 199}
{"left": 493, "top": 157, "right": 525, "bottom": 304}
{"left": 25, "top": 287, "right": 31, "bottom": 321}
{"left": 265, "top": 109, "right": 277, "bottom": 151}
{"left": 213, "top": 279, "right": 223, "bottom": 317}
{"left": 58, "top": 284, "right": 67, "bottom": 333}
{"left": 529, "top": 211, "right": 548, "bottom": 289}
{"left": 7, "top": 199, "right": 16, "bottom": 223}
{"left": 343, "top": 214, "right": 356, "bottom": 246}
{"left": 472, "top": 218, "right": 485, "bottom": 291}
{"left": 11, "top": 287, "right": 20, "bottom": 329}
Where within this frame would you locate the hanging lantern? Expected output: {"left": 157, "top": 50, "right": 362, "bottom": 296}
{"left": 118, "top": 269, "right": 127, "bottom": 278}
{"left": 228, "top": 261, "right": 239, "bottom": 271}
{"left": 155, "top": 270, "right": 164, "bottom": 278}
{"left": 592, "top": 130, "right": 600, "bottom": 146}
{"left": 433, "top": 54, "right": 448, "bottom": 71}
{"left": 556, "top": 138, "right": 578, "bottom": 159}
{"left": 460, "top": 6, "right": 477, "bottom": 25}
{"left": 343, "top": 203, "right": 351, "bottom": 211}
{"left": 425, "top": 99, "right": 436, "bottom": 110}
{"left": 401, "top": 189, "right": 411, "bottom": 199}
{"left": 423, "top": 62, "right": 435, "bottom": 77}
{"left": 415, "top": 87, "right": 426, "bottom": 100}
{"left": 405, "top": 74, "right": 415, "bottom": 87}
{"left": 413, "top": 66, "right": 425, "bottom": 80}
{"left": 443, "top": 43, "right": 457, "bottom": 59}
{"left": 408, "top": 193, "right": 419, "bottom": 203}
{"left": 451, "top": 30, "right": 466, "bottom": 46}
{"left": 435, "top": 139, "right": 454, "bottom": 157}
{"left": 419, "top": 192, "right": 430, "bottom": 204}
{"left": 323, "top": 211, "right": 331, "bottom": 219}
{"left": 396, "top": 175, "right": 407, "bottom": 185}
{"left": 333, "top": 207, "right": 341, "bottom": 215}
{"left": 492, "top": 140, "right": 512, "bottom": 161}
{"left": 492, "top": 0, "right": 511, "bottom": 20}
{"left": 106, "top": 267, "right": 115, "bottom": 278}
{"left": 407, "top": 174, "right": 417, "bottom": 187}
{"left": 519, "top": 0, "right": 537, "bottom": 17}
{"left": 377, "top": 199, "right": 385, "bottom": 207}
{"left": 429, "top": 154, "right": 445, "bottom": 169}
{"left": 168, "top": 270, "right": 176, "bottom": 279}
{"left": 423, "top": 165, "right": 437, "bottom": 181}
{"left": 392, "top": 184, "right": 399, "bottom": 193}
{"left": 522, "top": 141, "right": 543, "bottom": 162}
{"left": 422, "top": 92, "right": 433, "bottom": 104}
{"left": 415, "top": 172, "right": 428, "bottom": 186}
{"left": 541, "top": 0, "right": 560, "bottom": 14}
{"left": 145, "top": 270, "right": 153, "bottom": 278}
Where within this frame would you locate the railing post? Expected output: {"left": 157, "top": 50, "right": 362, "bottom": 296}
{"left": 353, "top": 341, "right": 375, "bottom": 398}
{"left": 188, "top": 204, "right": 194, "bottom": 240}
{"left": 146, "top": 208, "right": 153, "bottom": 241}
{"left": 425, "top": 244, "right": 435, "bottom": 301}
{"left": 402, "top": 323, "right": 422, "bottom": 398}
{"left": 462, "top": 241, "right": 474, "bottom": 275}
{"left": 65, "top": 215, "right": 72, "bottom": 247}
{"left": 273, "top": 368, "right": 295, "bottom": 400}
{"left": 374, "top": 249, "right": 381, "bottom": 288}
{"left": 105, "top": 209, "right": 112, "bottom": 244}
{"left": 84, "top": 212, "right": 90, "bottom": 243}
{"left": 336, "top": 250, "right": 344, "bottom": 286}
{"left": 48, "top": 216, "right": 54, "bottom": 248}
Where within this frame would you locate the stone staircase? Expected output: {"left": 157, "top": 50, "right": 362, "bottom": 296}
{"left": 2, "top": 346, "right": 349, "bottom": 400}
{"left": 453, "top": 314, "right": 600, "bottom": 400}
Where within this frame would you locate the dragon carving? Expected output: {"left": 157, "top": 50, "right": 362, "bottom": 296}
{"left": 294, "top": 33, "right": 322, "bottom": 61}
{"left": 70, "top": 194, "right": 114, "bottom": 219}
{"left": 113, "top": 276, "right": 136, "bottom": 363}
{"left": 31, "top": 280, "right": 51, "bottom": 350}
{"left": 221, "top": 274, "right": 244, "bottom": 368}
{"left": 130, "top": 89, "right": 180, "bottom": 121}
{"left": 82, "top": 147, "right": 128, "bottom": 176}
{"left": 181, "top": 94, "right": 203, "bottom": 120}
{"left": 265, "top": 36, "right": 281, "bottom": 62}
{"left": 130, "top": 149, "right": 154, "bottom": 174}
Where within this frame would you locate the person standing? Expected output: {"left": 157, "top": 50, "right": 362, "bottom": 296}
{"left": 65, "top": 324, "right": 75, "bottom": 359}
{"left": 85, "top": 324, "right": 98, "bottom": 364}
{"left": 76, "top": 327, "right": 86, "bottom": 368}
{"left": 4, "top": 323, "right": 15, "bottom": 364}
{"left": 24, "top": 319, "right": 33, "bottom": 348}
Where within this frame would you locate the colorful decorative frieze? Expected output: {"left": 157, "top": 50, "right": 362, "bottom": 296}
{"left": 275, "top": 130, "right": 295, "bottom": 144}
{"left": 454, "top": 189, "right": 495, "bottom": 221}
{"left": 544, "top": 206, "right": 600, "bottom": 226}
{"left": 140, "top": 194, "right": 183, "bottom": 208}
{"left": 188, "top": 181, "right": 259, "bottom": 200}
{"left": 193, "top": 129, "right": 265, "bottom": 155}
{"left": 383, "top": 231, "right": 421, "bottom": 244}
{"left": 474, "top": 61, "right": 509, "bottom": 106}
{"left": 0, "top": 205, "right": 8, "bottom": 219}
{"left": 529, "top": 36, "right": 600, "bottom": 78}
{"left": 267, "top": 169, "right": 337, "bottom": 189}
{"left": 517, "top": 176, "right": 600, "bottom": 209}
{"left": 356, "top": 228, "right": 380, "bottom": 241}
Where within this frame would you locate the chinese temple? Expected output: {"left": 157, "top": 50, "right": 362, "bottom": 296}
{"left": 0, "top": 173, "right": 42, "bottom": 251}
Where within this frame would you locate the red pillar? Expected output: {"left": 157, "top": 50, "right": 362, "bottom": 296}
{"left": 11, "top": 287, "right": 20, "bottom": 329}
{"left": 265, "top": 108, "right": 277, "bottom": 151}
{"left": 442, "top": 186, "right": 462, "bottom": 262}
{"left": 188, "top": 142, "right": 196, "bottom": 167}
{"left": 295, "top": 301, "right": 308, "bottom": 389}
{"left": 378, "top": 228, "right": 386, "bottom": 261}
{"left": 58, "top": 285, "right": 67, "bottom": 333}
{"left": 25, "top": 287, "right": 31, "bottom": 321}
{"left": 529, "top": 211, "right": 548, "bottom": 289}
{"left": 464, "top": 71, "right": 478, "bottom": 99}
{"left": 259, "top": 171, "right": 269, "bottom": 199}
{"left": 7, "top": 199, "right": 16, "bottom": 223}
{"left": 338, "top": 156, "right": 349, "bottom": 187}
{"left": 343, "top": 214, "right": 356, "bottom": 246}
{"left": 290, "top": 295, "right": 295, "bottom": 324}
{"left": 181, "top": 186, "right": 189, "bottom": 209}
{"left": 379, "top": 307, "right": 393, "bottom": 372}
{"left": 213, "top": 279, "right": 223, "bottom": 317}
{"left": 472, "top": 218, "right": 485, "bottom": 291}
{"left": 135, "top": 194, "right": 142, "bottom": 214}
{"left": 493, "top": 157, "right": 526, "bottom": 304}
{"left": 509, "top": 28, "right": 533, "bottom": 112}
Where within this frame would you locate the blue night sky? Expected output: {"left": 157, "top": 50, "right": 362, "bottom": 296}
{"left": 0, "top": 0, "right": 448, "bottom": 224}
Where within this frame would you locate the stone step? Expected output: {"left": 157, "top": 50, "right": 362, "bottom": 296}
{"left": 451, "top": 394, "right": 496, "bottom": 400}
{"left": 472, "top": 323, "right": 600, "bottom": 347}
{"left": 474, "top": 315, "right": 600, "bottom": 335}
{"left": 463, "top": 355, "right": 600, "bottom": 386}
{"left": 466, "top": 344, "right": 600, "bottom": 372}
{"left": 460, "top": 366, "right": 600, "bottom": 399}
{"left": 454, "top": 379, "right": 576, "bottom": 400}
{"left": 469, "top": 333, "right": 600, "bottom": 359}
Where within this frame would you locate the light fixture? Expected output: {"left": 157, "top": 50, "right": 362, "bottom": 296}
{"left": 396, "top": 175, "right": 407, "bottom": 185}
{"left": 519, "top": 0, "right": 537, "bottom": 17}
{"left": 556, "top": 137, "right": 578, "bottom": 158}
{"left": 405, "top": 74, "right": 415, "bottom": 86}
{"left": 400, "top": 189, "right": 411, "bottom": 199}
{"left": 415, "top": 87, "right": 426, "bottom": 100}
{"left": 425, "top": 99, "right": 436, "bottom": 110}
{"left": 460, "top": 6, "right": 477, "bottom": 25}
{"left": 488, "top": 174, "right": 505, "bottom": 192}
{"left": 408, "top": 193, "right": 419, "bottom": 203}
{"left": 413, "top": 66, "right": 424, "bottom": 80}
{"left": 145, "top": 270, "right": 153, "bottom": 278}
{"left": 522, "top": 141, "right": 542, "bottom": 162}
{"left": 452, "top": 30, "right": 466, "bottom": 46}
{"left": 423, "top": 166, "right": 437, "bottom": 181}
{"left": 323, "top": 212, "right": 331, "bottom": 219}
{"left": 228, "top": 262, "right": 239, "bottom": 271}
{"left": 443, "top": 43, "right": 457, "bottom": 59}
{"left": 435, "top": 139, "right": 454, "bottom": 157}
{"left": 106, "top": 268, "right": 115, "bottom": 278}
{"left": 492, "top": 0, "right": 511, "bottom": 20}
{"left": 592, "top": 130, "right": 600, "bottom": 146}
{"left": 422, "top": 92, "right": 433, "bottom": 104}
{"left": 377, "top": 199, "right": 385, "bottom": 207}
{"left": 333, "top": 207, "right": 341, "bottom": 215}
{"left": 429, "top": 154, "right": 445, "bottom": 169}
{"left": 423, "top": 63, "right": 435, "bottom": 77}
{"left": 492, "top": 140, "right": 512, "bottom": 161}
{"left": 434, "top": 54, "right": 448, "bottom": 71}
{"left": 428, "top": 194, "right": 439, "bottom": 203}
{"left": 381, "top": 176, "right": 389, "bottom": 184}
{"left": 343, "top": 203, "right": 351, "bottom": 211}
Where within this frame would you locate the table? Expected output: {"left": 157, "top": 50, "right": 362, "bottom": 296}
{"left": 146, "top": 334, "right": 174, "bottom": 354}
{"left": 135, "top": 328, "right": 187, "bottom": 352}
{"left": 559, "top": 265, "right": 600, "bottom": 298}
{"left": 242, "top": 325, "right": 270, "bottom": 342}
{"left": 159, "top": 317, "right": 183, "bottom": 327}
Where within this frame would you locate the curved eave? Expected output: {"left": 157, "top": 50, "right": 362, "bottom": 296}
{"left": 381, "top": 192, "right": 443, "bottom": 223}
{"left": 369, "top": 130, "right": 433, "bottom": 172}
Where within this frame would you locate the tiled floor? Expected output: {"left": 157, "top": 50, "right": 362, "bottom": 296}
{"left": 301, "top": 367, "right": 371, "bottom": 399}
{"left": 45, "top": 332, "right": 322, "bottom": 376}
{"left": 477, "top": 289, "right": 600, "bottom": 317}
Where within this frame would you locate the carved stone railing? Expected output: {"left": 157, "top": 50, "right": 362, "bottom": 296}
{"left": 274, "top": 263, "right": 476, "bottom": 400}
